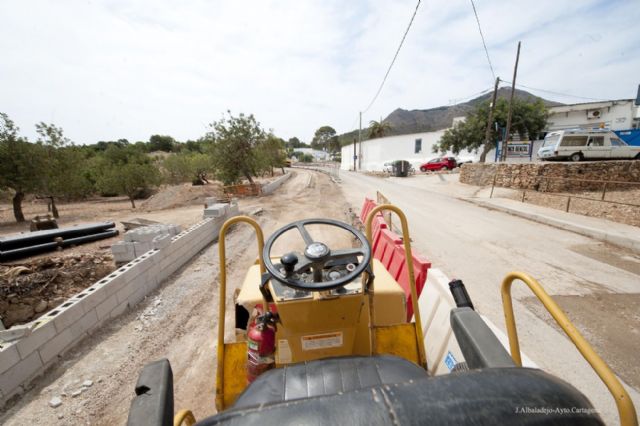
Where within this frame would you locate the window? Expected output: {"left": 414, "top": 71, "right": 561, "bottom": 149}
{"left": 543, "top": 134, "right": 560, "bottom": 147}
{"left": 610, "top": 137, "right": 627, "bottom": 147}
{"left": 560, "top": 136, "right": 588, "bottom": 147}
{"left": 414, "top": 139, "right": 422, "bottom": 154}
{"left": 587, "top": 136, "right": 604, "bottom": 146}
{"left": 428, "top": 158, "right": 441, "bottom": 163}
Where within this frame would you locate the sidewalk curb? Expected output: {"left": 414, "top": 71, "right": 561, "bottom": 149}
{"left": 464, "top": 198, "right": 640, "bottom": 255}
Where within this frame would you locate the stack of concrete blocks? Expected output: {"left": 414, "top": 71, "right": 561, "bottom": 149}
{"left": 111, "top": 224, "right": 181, "bottom": 264}
{"left": 0, "top": 208, "right": 239, "bottom": 406}
{"left": 203, "top": 199, "right": 239, "bottom": 220}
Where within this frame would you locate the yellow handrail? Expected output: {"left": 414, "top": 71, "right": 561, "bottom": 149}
{"left": 501, "top": 271, "right": 637, "bottom": 426}
{"left": 215, "top": 216, "right": 265, "bottom": 411}
{"left": 365, "top": 204, "right": 427, "bottom": 370}
{"left": 174, "top": 409, "right": 196, "bottom": 426}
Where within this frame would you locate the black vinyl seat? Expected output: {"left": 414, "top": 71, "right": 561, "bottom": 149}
{"left": 233, "top": 355, "right": 427, "bottom": 409}
{"left": 196, "top": 364, "right": 603, "bottom": 426}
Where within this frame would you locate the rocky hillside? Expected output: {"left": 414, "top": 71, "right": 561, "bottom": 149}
{"left": 338, "top": 88, "right": 562, "bottom": 145}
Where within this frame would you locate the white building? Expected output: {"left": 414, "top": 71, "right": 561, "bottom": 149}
{"left": 342, "top": 93, "right": 640, "bottom": 171}
{"left": 292, "top": 148, "right": 330, "bottom": 161}
{"left": 547, "top": 99, "right": 640, "bottom": 132}
{"left": 340, "top": 129, "right": 477, "bottom": 171}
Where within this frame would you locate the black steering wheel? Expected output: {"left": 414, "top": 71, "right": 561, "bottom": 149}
{"left": 262, "top": 218, "right": 371, "bottom": 291}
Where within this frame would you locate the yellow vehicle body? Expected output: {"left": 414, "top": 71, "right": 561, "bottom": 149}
{"left": 156, "top": 206, "right": 636, "bottom": 426}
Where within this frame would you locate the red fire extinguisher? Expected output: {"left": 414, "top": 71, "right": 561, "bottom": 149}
{"left": 246, "top": 312, "right": 276, "bottom": 383}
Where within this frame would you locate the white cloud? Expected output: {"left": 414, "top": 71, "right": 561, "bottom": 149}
{"left": 1, "top": 0, "right": 638, "bottom": 144}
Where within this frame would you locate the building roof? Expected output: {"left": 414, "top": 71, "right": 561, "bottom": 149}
{"left": 549, "top": 99, "right": 634, "bottom": 114}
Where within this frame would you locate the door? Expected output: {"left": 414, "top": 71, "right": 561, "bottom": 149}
{"left": 585, "top": 135, "right": 609, "bottom": 159}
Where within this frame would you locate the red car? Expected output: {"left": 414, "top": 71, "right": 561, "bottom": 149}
{"left": 419, "top": 157, "right": 457, "bottom": 172}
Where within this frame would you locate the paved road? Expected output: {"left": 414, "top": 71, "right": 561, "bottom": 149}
{"left": 339, "top": 171, "right": 639, "bottom": 425}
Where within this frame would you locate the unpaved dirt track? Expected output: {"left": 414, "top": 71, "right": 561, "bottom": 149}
{"left": 0, "top": 170, "right": 353, "bottom": 425}
{"left": 339, "top": 171, "right": 640, "bottom": 425}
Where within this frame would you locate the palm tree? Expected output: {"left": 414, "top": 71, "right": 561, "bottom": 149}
{"left": 368, "top": 119, "right": 392, "bottom": 139}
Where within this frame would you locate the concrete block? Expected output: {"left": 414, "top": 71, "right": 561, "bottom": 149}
{"left": 152, "top": 234, "right": 171, "bottom": 250}
{"left": 49, "top": 301, "right": 86, "bottom": 334}
{"left": 71, "top": 281, "right": 112, "bottom": 313}
{"left": 113, "top": 251, "right": 136, "bottom": 263}
{"left": 0, "top": 351, "right": 42, "bottom": 397}
{"left": 124, "top": 230, "right": 137, "bottom": 242}
{"left": 96, "top": 294, "right": 118, "bottom": 320}
{"left": 204, "top": 197, "right": 217, "bottom": 208}
{"left": 0, "top": 323, "right": 34, "bottom": 343}
{"left": 38, "top": 328, "right": 73, "bottom": 364}
{"left": 15, "top": 319, "right": 57, "bottom": 360}
{"left": 203, "top": 203, "right": 228, "bottom": 218}
{"left": 134, "top": 230, "right": 158, "bottom": 243}
{"left": 111, "top": 241, "right": 134, "bottom": 254}
{"left": 68, "top": 309, "right": 99, "bottom": 340}
{"left": 116, "top": 280, "right": 140, "bottom": 305}
{"left": 110, "top": 300, "right": 129, "bottom": 318}
{"left": 0, "top": 343, "right": 20, "bottom": 375}
{"left": 133, "top": 241, "right": 153, "bottom": 257}
{"left": 128, "top": 284, "right": 148, "bottom": 307}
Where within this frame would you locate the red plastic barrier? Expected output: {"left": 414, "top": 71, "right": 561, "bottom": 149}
{"left": 359, "top": 198, "right": 376, "bottom": 223}
{"left": 360, "top": 197, "right": 431, "bottom": 321}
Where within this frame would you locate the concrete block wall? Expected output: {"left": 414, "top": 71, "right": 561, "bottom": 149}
{"left": 0, "top": 210, "right": 238, "bottom": 406}
{"left": 262, "top": 172, "right": 292, "bottom": 195}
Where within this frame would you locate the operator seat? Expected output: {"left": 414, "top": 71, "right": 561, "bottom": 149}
{"left": 232, "top": 355, "right": 426, "bottom": 409}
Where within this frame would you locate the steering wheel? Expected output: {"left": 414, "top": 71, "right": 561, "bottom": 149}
{"left": 262, "top": 218, "right": 371, "bottom": 291}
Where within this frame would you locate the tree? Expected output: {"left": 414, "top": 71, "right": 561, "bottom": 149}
{"left": 163, "top": 152, "right": 215, "bottom": 184}
{"left": 368, "top": 119, "right": 392, "bottom": 139}
{"left": 310, "top": 126, "right": 337, "bottom": 151}
{"left": 0, "top": 113, "right": 39, "bottom": 222}
{"left": 35, "top": 122, "right": 74, "bottom": 218}
{"left": 206, "top": 112, "right": 266, "bottom": 185}
{"left": 94, "top": 145, "right": 161, "bottom": 208}
{"left": 148, "top": 135, "right": 176, "bottom": 152}
{"left": 286, "top": 137, "right": 309, "bottom": 149}
{"left": 434, "top": 98, "right": 548, "bottom": 162}
{"left": 255, "top": 135, "right": 286, "bottom": 176}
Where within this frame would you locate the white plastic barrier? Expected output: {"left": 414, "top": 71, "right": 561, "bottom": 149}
{"left": 417, "top": 268, "right": 536, "bottom": 376}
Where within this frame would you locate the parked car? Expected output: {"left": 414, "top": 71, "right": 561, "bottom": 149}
{"left": 538, "top": 129, "right": 640, "bottom": 161}
{"left": 382, "top": 161, "right": 394, "bottom": 173}
{"left": 419, "top": 157, "right": 457, "bottom": 172}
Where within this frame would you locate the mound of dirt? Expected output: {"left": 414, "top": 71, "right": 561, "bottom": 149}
{"left": 0, "top": 252, "right": 115, "bottom": 328}
{"left": 139, "top": 182, "right": 222, "bottom": 211}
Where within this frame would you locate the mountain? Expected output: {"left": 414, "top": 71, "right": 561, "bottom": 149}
{"left": 338, "top": 88, "right": 562, "bottom": 145}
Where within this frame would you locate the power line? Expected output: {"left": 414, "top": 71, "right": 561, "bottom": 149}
{"left": 361, "top": 0, "right": 422, "bottom": 114}
{"left": 449, "top": 87, "right": 493, "bottom": 105}
{"left": 469, "top": 0, "right": 495, "bottom": 82}
{"left": 501, "top": 80, "right": 607, "bottom": 102}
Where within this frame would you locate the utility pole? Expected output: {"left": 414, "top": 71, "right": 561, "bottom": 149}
{"left": 501, "top": 41, "right": 521, "bottom": 162}
{"left": 482, "top": 76, "right": 500, "bottom": 162}
{"left": 353, "top": 138, "right": 357, "bottom": 171}
{"left": 358, "top": 112, "right": 362, "bottom": 170}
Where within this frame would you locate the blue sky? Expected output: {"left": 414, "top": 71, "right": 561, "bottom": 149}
{"left": 1, "top": 0, "right": 639, "bottom": 144}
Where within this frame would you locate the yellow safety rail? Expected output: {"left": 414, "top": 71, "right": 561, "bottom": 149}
{"left": 215, "top": 216, "right": 265, "bottom": 411}
{"left": 501, "top": 271, "right": 637, "bottom": 426}
{"left": 174, "top": 409, "right": 196, "bottom": 426}
{"left": 365, "top": 204, "right": 427, "bottom": 370}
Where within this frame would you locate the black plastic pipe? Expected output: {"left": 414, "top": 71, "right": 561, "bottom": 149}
{"left": 0, "top": 222, "right": 116, "bottom": 251}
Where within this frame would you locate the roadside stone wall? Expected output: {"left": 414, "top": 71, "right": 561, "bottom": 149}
{"left": 460, "top": 161, "right": 640, "bottom": 191}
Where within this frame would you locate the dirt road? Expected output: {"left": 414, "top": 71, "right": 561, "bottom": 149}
{"left": 338, "top": 171, "right": 640, "bottom": 425}
{"left": 0, "top": 170, "right": 353, "bottom": 425}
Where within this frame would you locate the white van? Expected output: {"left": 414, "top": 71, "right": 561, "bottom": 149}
{"left": 537, "top": 129, "right": 640, "bottom": 161}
